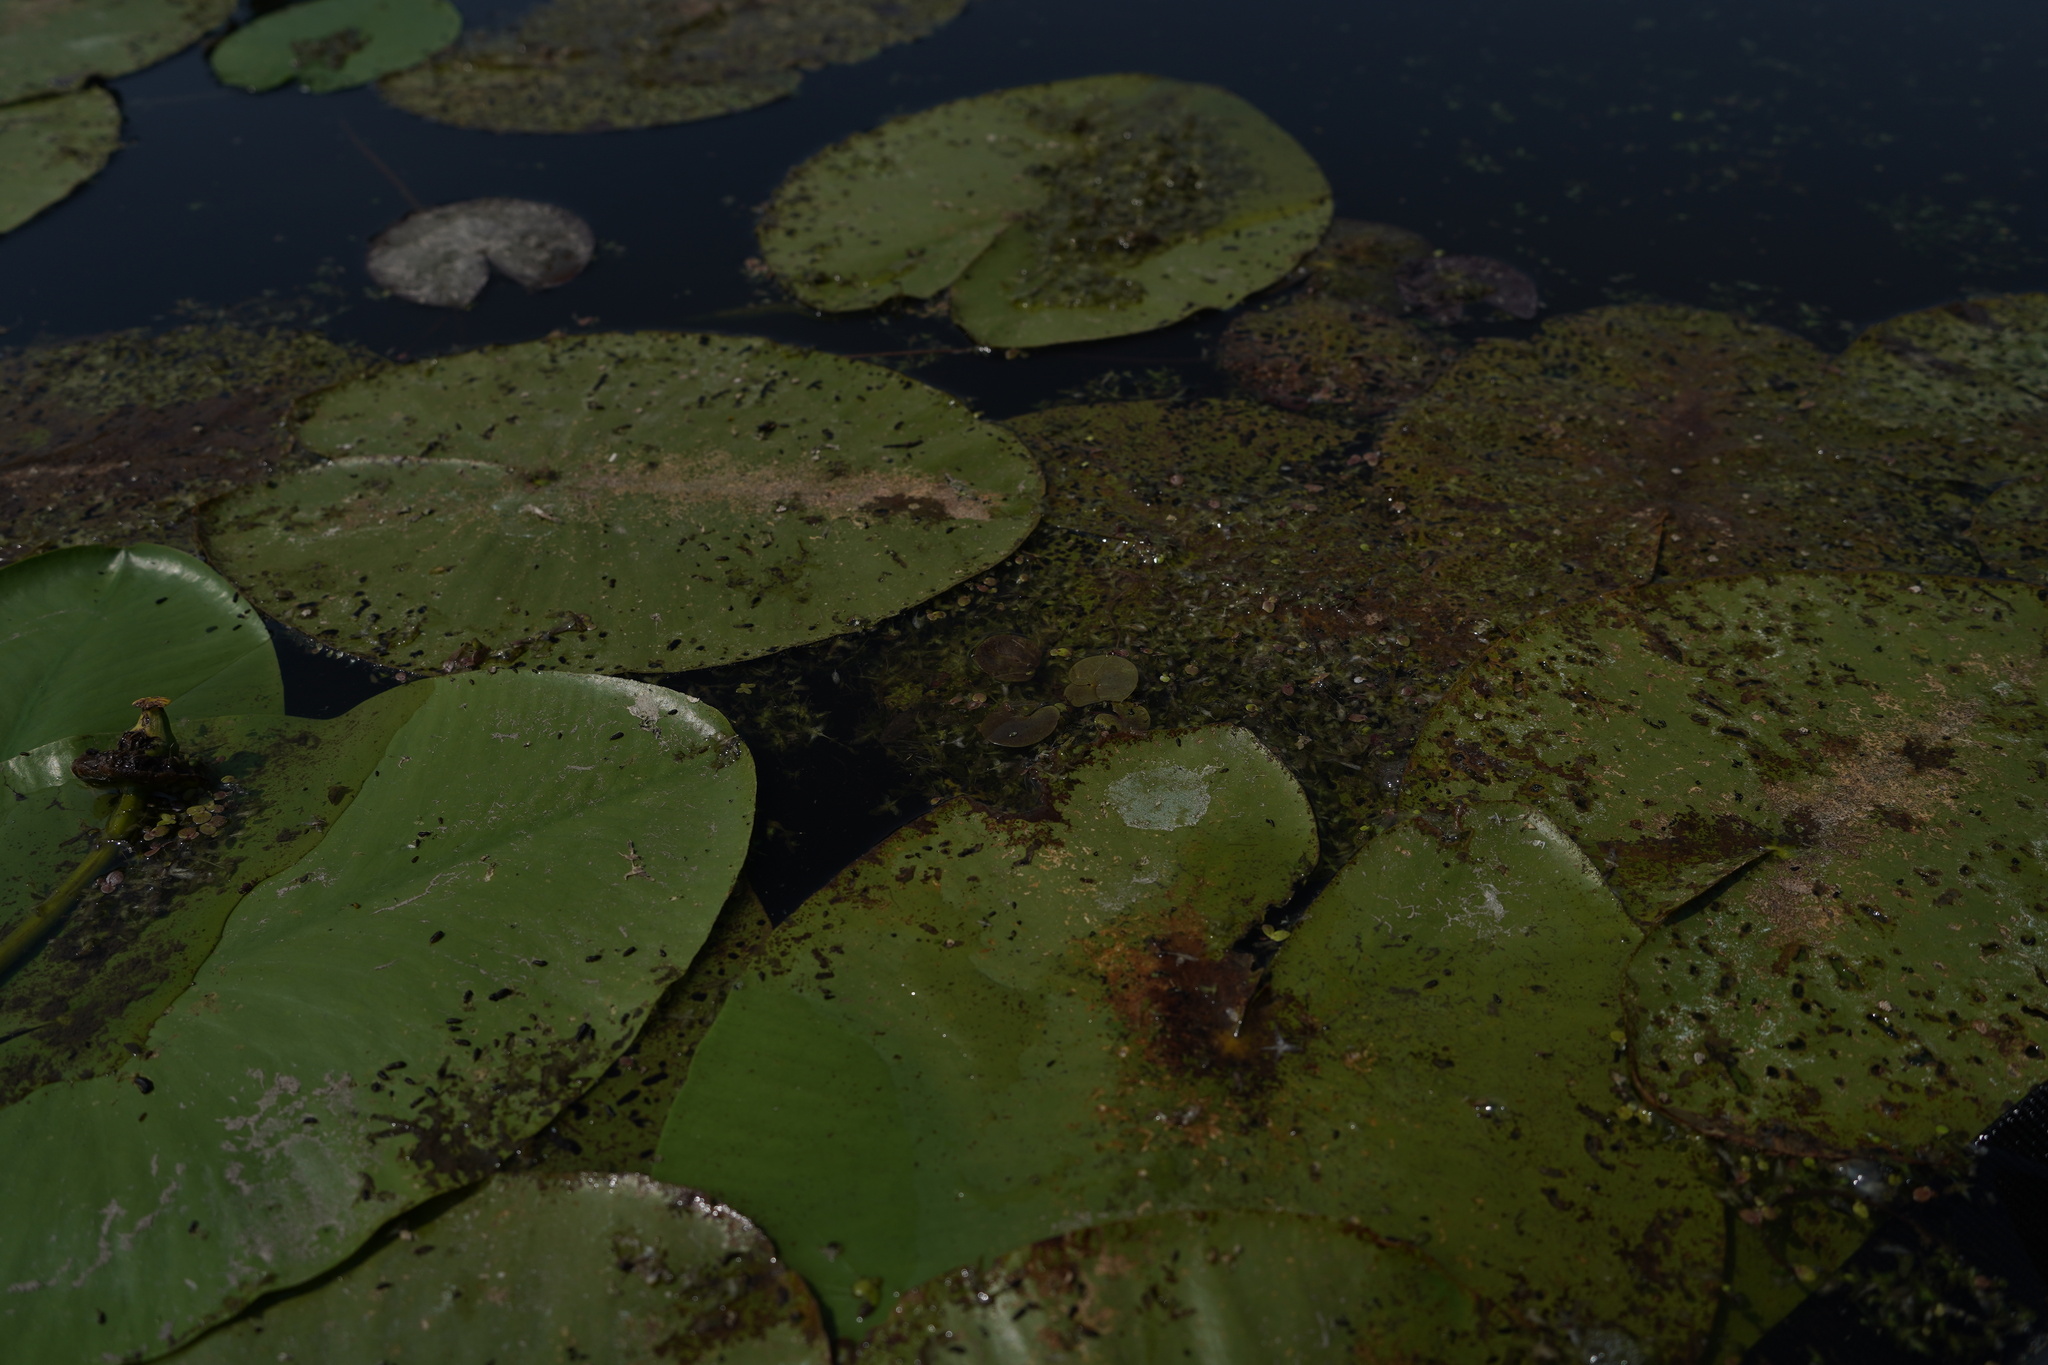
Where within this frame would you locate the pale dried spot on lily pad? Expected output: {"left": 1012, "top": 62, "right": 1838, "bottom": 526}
{"left": 367, "top": 197, "right": 593, "bottom": 308}
{"left": 379, "top": 0, "right": 964, "bottom": 134}
{"left": 1063, "top": 653, "right": 1139, "bottom": 705}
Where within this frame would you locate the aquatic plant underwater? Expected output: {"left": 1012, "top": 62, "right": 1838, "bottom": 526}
{"left": 4, "top": 2, "right": 2048, "bottom": 1362}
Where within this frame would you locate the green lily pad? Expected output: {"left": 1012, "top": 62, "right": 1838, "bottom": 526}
{"left": 1402, "top": 572, "right": 2048, "bottom": 1153}
{"left": 0, "top": 0, "right": 232, "bottom": 104}
{"left": 0, "top": 669, "right": 754, "bottom": 1361}
{"left": 0, "top": 709, "right": 384, "bottom": 1107}
{"left": 1217, "top": 296, "right": 1456, "bottom": 420}
{"left": 1288, "top": 218, "right": 1436, "bottom": 311}
{"left": 199, "top": 332, "right": 1041, "bottom": 674}
{"left": 656, "top": 725, "right": 1318, "bottom": 1331}
{"left": 0, "top": 87, "right": 120, "bottom": 234}
{"left": 655, "top": 728, "right": 1724, "bottom": 1354}
{"left": 0, "top": 544, "right": 281, "bottom": 758}
{"left": 858, "top": 1210, "right": 1495, "bottom": 1362}
{"left": 759, "top": 74, "right": 1332, "bottom": 348}
{"left": 175, "top": 1172, "right": 827, "bottom": 1364}
{"left": 0, "top": 324, "right": 378, "bottom": 568}
{"left": 379, "top": 0, "right": 963, "bottom": 134}
{"left": 210, "top": 0, "right": 460, "bottom": 94}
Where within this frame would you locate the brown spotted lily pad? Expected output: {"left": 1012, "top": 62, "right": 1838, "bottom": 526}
{"left": 1403, "top": 572, "right": 2048, "bottom": 1156}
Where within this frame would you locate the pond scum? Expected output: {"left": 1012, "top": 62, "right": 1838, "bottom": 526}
{"left": 5, "top": 205, "right": 2048, "bottom": 1358}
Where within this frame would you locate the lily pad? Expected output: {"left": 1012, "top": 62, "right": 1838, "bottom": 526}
{"left": 199, "top": 332, "right": 1041, "bottom": 673}
{"left": 1402, "top": 572, "right": 2048, "bottom": 1153}
{"left": 367, "top": 197, "right": 593, "bottom": 308}
{"left": 0, "top": 0, "right": 233, "bottom": 104}
{"left": 0, "top": 87, "right": 120, "bottom": 234}
{"left": 209, "top": 0, "right": 459, "bottom": 94}
{"left": 656, "top": 726, "right": 1318, "bottom": 1330}
{"left": 1062, "top": 652, "right": 1138, "bottom": 705}
{"left": 1288, "top": 218, "right": 1435, "bottom": 311}
{"left": 859, "top": 1210, "right": 1495, "bottom": 1362}
{"left": 379, "top": 0, "right": 964, "bottom": 134}
{"left": 1395, "top": 253, "right": 1541, "bottom": 323}
{"left": 654, "top": 728, "right": 1724, "bottom": 1354}
{"left": 0, "top": 544, "right": 281, "bottom": 758}
{"left": 758, "top": 74, "right": 1333, "bottom": 348}
{"left": 0, "top": 323, "right": 377, "bottom": 567}
{"left": 0, "top": 669, "right": 754, "bottom": 1362}
{"left": 1217, "top": 297, "right": 1456, "bottom": 419}
{"left": 175, "top": 1173, "right": 827, "bottom": 1364}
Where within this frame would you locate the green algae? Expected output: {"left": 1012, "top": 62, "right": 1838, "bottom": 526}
{"left": 1217, "top": 296, "right": 1457, "bottom": 421}
{"left": 379, "top": 0, "right": 963, "bottom": 134}
{"left": 0, "top": 87, "right": 119, "bottom": 235}
{"left": 0, "top": 323, "right": 378, "bottom": 567}
{"left": 759, "top": 75, "right": 1332, "bottom": 348}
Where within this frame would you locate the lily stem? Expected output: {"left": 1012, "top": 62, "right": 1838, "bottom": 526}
{"left": 0, "top": 791, "right": 146, "bottom": 981}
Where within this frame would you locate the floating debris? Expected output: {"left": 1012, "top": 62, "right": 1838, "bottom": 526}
{"left": 366, "top": 197, "right": 593, "bottom": 308}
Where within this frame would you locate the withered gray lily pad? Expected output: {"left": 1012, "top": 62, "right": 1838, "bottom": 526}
{"left": 367, "top": 197, "right": 594, "bottom": 308}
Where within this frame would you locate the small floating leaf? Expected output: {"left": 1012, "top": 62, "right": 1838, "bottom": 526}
{"left": 0, "top": 0, "right": 233, "bottom": 105}
{"left": 859, "top": 1211, "right": 1494, "bottom": 1362}
{"left": 976, "top": 702, "right": 1058, "bottom": 747}
{"left": 760, "top": 74, "right": 1332, "bottom": 348}
{"left": 175, "top": 1173, "right": 827, "bottom": 1364}
{"left": 969, "top": 632, "right": 1039, "bottom": 682}
{"left": 1403, "top": 572, "right": 2048, "bottom": 1153}
{"left": 0, "top": 544, "right": 281, "bottom": 758}
{"left": 0, "top": 87, "right": 120, "bottom": 234}
{"left": 0, "top": 669, "right": 753, "bottom": 1361}
{"left": 366, "top": 197, "right": 593, "bottom": 308}
{"left": 1062, "top": 652, "right": 1139, "bottom": 705}
{"left": 209, "top": 0, "right": 460, "bottom": 94}
{"left": 380, "top": 0, "right": 963, "bottom": 133}
{"left": 199, "top": 333, "right": 1041, "bottom": 673}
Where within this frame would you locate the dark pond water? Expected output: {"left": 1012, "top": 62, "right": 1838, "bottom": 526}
{"left": 7, "top": 1, "right": 2048, "bottom": 1359}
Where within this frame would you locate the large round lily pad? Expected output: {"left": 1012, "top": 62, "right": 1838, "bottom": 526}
{"left": 379, "top": 0, "right": 964, "bottom": 134}
{"left": 0, "top": 87, "right": 120, "bottom": 234}
{"left": 0, "top": 0, "right": 232, "bottom": 105}
{"left": 759, "top": 74, "right": 1333, "bottom": 348}
{"left": 0, "top": 324, "right": 376, "bottom": 568}
{"left": 209, "top": 0, "right": 460, "bottom": 94}
{"left": 176, "top": 1173, "right": 827, "bottom": 1364}
{"left": 199, "top": 332, "right": 1041, "bottom": 674}
{"left": 0, "top": 544, "right": 281, "bottom": 759}
{"left": 0, "top": 669, "right": 754, "bottom": 1362}
{"left": 655, "top": 727, "right": 1724, "bottom": 1356}
{"left": 859, "top": 1210, "right": 1495, "bottom": 1363}
{"left": 1402, "top": 572, "right": 2048, "bottom": 1155}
